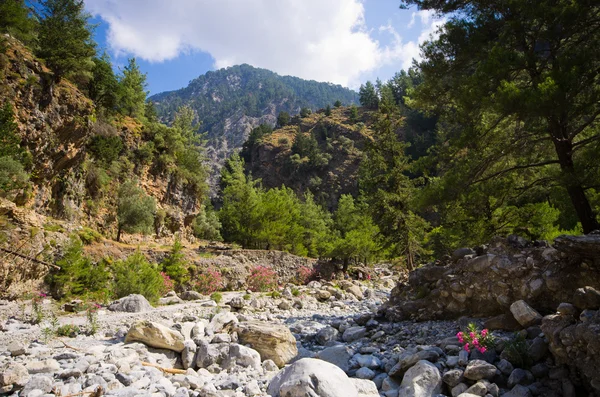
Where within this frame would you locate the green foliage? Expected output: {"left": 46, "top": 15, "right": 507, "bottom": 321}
{"left": 0, "top": 155, "right": 28, "bottom": 192}
{"left": 359, "top": 81, "right": 379, "bottom": 109}
{"left": 502, "top": 333, "right": 532, "bottom": 369}
{"left": 77, "top": 227, "right": 102, "bottom": 244}
{"left": 117, "top": 58, "right": 147, "bottom": 118}
{"left": 112, "top": 251, "right": 162, "bottom": 304}
{"left": 161, "top": 239, "right": 189, "bottom": 289}
{"left": 300, "top": 107, "right": 312, "bottom": 118}
{"left": 88, "top": 134, "right": 123, "bottom": 164}
{"left": 349, "top": 105, "right": 359, "bottom": 124}
{"left": 37, "top": 0, "right": 96, "bottom": 83}
{"left": 210, "top": 292, "right": 222, "bottom": 304}
{"left": 88, "top": 52, "right": 118, "bottom": 112}
{"left": 116, "top": 180, "right": 156, "bottom": 241}
{"left": 241, "top": 124, "right": 272, "bottom": 162}
{"left": 0, "top": 0, "right": 36, "bottom": 46}
{"left": 193, "top": 204, "right": 222, "bottom": 241}
{"left": 324, "top": 105, "right": 332, "bottom": 117}
{"left": 277, "top": 111, "right": 290, "bottom": 127}
{"left": 56, "top": 324, "right": 80, "bottom": 337}
{"left": 290, "top": 129, "right": 330, "bottom": 170}
{"left": 334, "top": 100, "right": 342, "bottom": 108}
{"left": 46, "top": 235, "right": 110, "bottom": 299}
{"left": 243, "top": 293, "right": 251, "bottom": 300}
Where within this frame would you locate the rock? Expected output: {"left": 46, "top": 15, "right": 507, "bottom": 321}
{"left": 316, "top": 326, "right": 339, "bottom": 345}
{"left": 443, "top": 369, "right": 464, "bottom": 388}
{"left": 228, "top": 296, "right": 245, "bottom": 309}
{"left": 528, "top": 337, "right": 548, "bottom": 361}
{"left": 483, "top": 314, "right": 522, "bottom": 331}
{"left": 349, "top": 378, "right": 379, "bottom": 397}
{"left": 317, "top": 290, "right": 332, "bottom": 300}
{"left": 556, "top": 303, "right": 577, "bottom": 316}
{"left": 195, "top": 341, "right": 229, "bottom": 368}
{"left": 502, "top": 384, "right": 532, "bottom": 397}
{"left": 463, "top": 360, "right": 497, "bottom": 380}
{"left": 180, "top": 290, "right": 203, "bottom": 301}
{"left": 458, "top": 350, "right": 469, "bottom": 367}
{"left": 125, "top": 320, "right": 185, "bottom": 352}
{"left": 343, "top": 326, "right": 367, "bottom": 342}
{"left": 464, "top": 380, "right": 488, "bottom": 396}
{"left": 25, "top": 359, "right": 60, "bottom": 374}
{"left": 267, "top": 358, "right": 358, "bottom": 397}
{"left": 278, "top": 301, "right": 292, "bottom": 310}
{"left": 389, "top": 350, "right": 440, "bottom": 378}
{"left": 346, "top": 285, "right": 364, "bottom": 301}
{"left": 352, "top": 354, "right": 381, "bottom": 370}
{"left": 245, "top": 379, "right": 262, "bottom": 396}
{"left": 235, "top": 320, "right": 298, "bottom": 367}
{"left": 159, "top": 295, "right": 183, "bottom": 305}
{"left": 397, "top": 360, "right": 442, "bottom": 397}
{"left": 222, "top": 344, "right": 261, "bottom": 370}
{"left": 0, "top": 363, "right": 29, "bottom": 388}
{"left": 451, "top": 383, "right": 468, "bottom": 397}
{"left": 206, "top": 312, "right": 238, "bottom": 335}
{"left": 7, "top": 341, "right": 26, "bottom": 356}
{"left": 452, "top": 248, "right": 475, "bottom": 261}
{"left": 510, "top": 300, "right": 542, "bottom": 327}
{"left": 316, "top": 345, "right": 354, "bottom": 373}
{"left": 496, "top": 359, "right": 514, "bottom": 376}
{"left": 508, "top": 369, "right": 531, "bottom": 388}
{"left": 21, "top": 375, "right": 53, "bottom": 397}
{"left": 356, "top": 367, "right": 375, "bottom": 380}
{"left": 181, "top": 340, "right": 196, "bottom": 370}
{"left": 108, "top": 294, "right": 153, "bottom": 313}
{"left": 573, "top": 286, "right": 600, "bottom": 310}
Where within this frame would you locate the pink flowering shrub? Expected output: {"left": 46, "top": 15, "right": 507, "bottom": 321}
{"left": 247, "top": 266, "right": 278, "bottom": 292}
{"left": 296, "top": 266, "right": 317, "bottom": 285}
{"left": 160, "top": 272, "right": 175, "bottom": 295}
{"left": 193, "top": 268, "right": 224, "bottom": 295}
{"left": 457, "top": 323, "right": 495, "bottom": 354}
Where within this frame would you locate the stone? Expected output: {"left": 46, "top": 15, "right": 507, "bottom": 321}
{"left": 180, "top": 290, "right": 203, "bottom": 301}
{"left": 452, "top": 248, "right": 475, "bottom": 261}
{"left": 528, "top": 337, "right": 548, "bottom": 361}
{"left": 443, "top": 369, "right": 464, "bottom": 388}
{"left": 346, "top": 285, "right": 364, "bottom": 301}
{"left": 25, "top": 359, "right": 61, "bottom": 374}
{"left": 316, "top": 345, "right": 354, "bottom": 373}
{"left": 352, "top": 354, "right": 381, "bottom": 370}
{"left": 389, "top": 350, "right": 441, "bottom": 378}
{"left": 556, "top": 303, "right": 577, "bottom": 316}
{"left": 508, "top": 369, "right": 530, "bottom": 388}
{"left": 228, "top": 296, "right": 245, "bottom": 309}
{"left": 21, "top": 375, "right": 53, "bottom": 397}
{"left": 451, "top": 383, "right": 468, "bottom": 397}
{"left": 502, "top": 384, "right": 532, "bottom": 397}
{"left": 458, "top": 350, "right": 469, "bottom": 366}
{"left": 125, "top": 320, "right": 185, "bottom": 352}
{"left": 316, "top": 326, "right": 339, "bottom": 345}
{"left": 108, "top": 294, "right": 153, "bottom": 313}
{"left": 0, "top": 363, "right": 30, "bottom": 388}
{"left": 349, "top": 378, "right": 380, "bottom": 397}
{"left": 245, "top": 379, "right": 262, "bottom": 396}
{"left": 7, "top": 341, "right": 26, "bottom": 356}
{"left": 343, "top": 326, "right": 367, "bottom": 342}
{"left": 235, "top": 320, "right": 298, "bottom": 367}
{"left": 496, "top": 359, "right": 513, "bottom": 376}
{"left": 530, "top": 363, "right": 549, "bottom": 378}
{"left": 463, "top": 360, "right": 497, "bottom": 380}
{"left": 464, "top": 380, "right": 488, "bottom": 396}
{"left": 483, "top": 314, "right": 522, "bottom": 331}
{"left": 356, "top": 367, "right": 375, "bottom": 380}
{"left": 195, "top": 341, "right": 229, "bottom": 368}
{"left": 181, "top": 340, "right": 196, "bottom": 370}
{"left": 206, "top": 312, "right": 238, "bottom": 335}
{"left": 397, "top": 360, "right": 442, "bottom": 397}
{"left": 317, "top": 290, "right": 332, "bottom": 300}
{"left": 510, "top": 300, "right": 542, "bottom": 327}
{"left": 573, "top": 286, "right": 600, "bottom": 310}
{"left": 267, "top": 358, "right": 358, "bottom": 397}
{"left": 222, "top": 344, "right": 261, "bottom": 370}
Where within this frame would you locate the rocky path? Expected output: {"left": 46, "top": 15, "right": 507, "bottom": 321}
{"left": 0, "top": 278, "right": 584, "bottom": 397}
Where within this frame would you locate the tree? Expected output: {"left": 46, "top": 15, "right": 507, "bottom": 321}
{"left": 116, "top": 180, "right": 156, "bottom": 241}
{"left": 300, "top": 107, "right": 312, "bottom": 118}
{"left": 359, "top": 81, "right": 379, "bottom": 109}
{"left": 401, "top": 0, "right": 600, "bottom": 233}
{"left": 0, "top": 103, "right": 22, "bottom": 158}
{"left": 334, "top": 100, "right": 342, "bottom": 108}
{"left": 0, "top": 0, "right": 37, "bottom": 45}
{"left": 161, "top": 239, "right": 189, "bottom": 289}
{"left": 324, "top": 105, "right": 332, "bottom": 117}
{"left": 193, "top": 204, "right": 222, "bottom": 241}
{"left": 349, "top": 105, "right": 359, "bottom": 124}
{"left": 88, "top": 52, "right": 118, "bottom": 112}
{"left": 0, "top": 103, "right": 29, "bottom": 193}
{"left": 112, "top": 251, "right": 163, "bottom": 303}
{"left": 37, "top": 0, "right": 96, "bottom": 83}
{"left": 277, "top": 111, "right": 290, "bottom": 127}
{"left": 117, "top": 58, "right": 147, "bottom": 118}
{"left": 299, "top": 191, "right": 335, "bottom": 258}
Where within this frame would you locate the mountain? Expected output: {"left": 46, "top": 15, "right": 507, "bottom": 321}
{"left": 149, "top": 64, "right": 359, "bottom": 187}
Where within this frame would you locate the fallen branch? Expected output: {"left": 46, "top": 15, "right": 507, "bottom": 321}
{"left": 141, "top": 361, "right": 187, "bottom": 374}
{"left": 60, "top": 340, "right": 84, "bottom": 351}
{"left": 0, "top": 247, "right": 60, "bottom": 269}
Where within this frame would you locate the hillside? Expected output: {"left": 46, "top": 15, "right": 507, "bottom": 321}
{"left": 241, "top": 106, "right": 376, "bottom": 210}
{"left": 149, "top": 64, "right": 359, "bottom": 187}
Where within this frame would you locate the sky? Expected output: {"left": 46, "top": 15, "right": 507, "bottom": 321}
{"left": 84, "top": 0, "right": 445, "bottom": 96}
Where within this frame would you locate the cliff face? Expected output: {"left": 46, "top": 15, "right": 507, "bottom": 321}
{"left": 242, "top": 107, "right": 375, "bottom": 209}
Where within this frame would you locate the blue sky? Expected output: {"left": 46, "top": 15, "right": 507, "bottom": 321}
{"left": 85, "top": 0, "right": 444, "bottom": 96}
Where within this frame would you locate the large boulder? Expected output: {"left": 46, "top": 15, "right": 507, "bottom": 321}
{"left": 125, "top": 321, "right": 185, "bottom": 352}
{"left": 108, "top": 294, "right": 153, "bottom": 313}
{"left": 397, "top": 360, "right": 442, "bottom": 397}
{"left": 510, "top": 300, "right": 542, "bottom": 327}
{"left": 267, "top": 358, "right": 358, "bottom": 397}
{"left": 0, "top": 363, "right": 29, "bottom": 391}
{"left": 206, "top": 312, "right": 238, "bottom": 335}
{"left": 235, "top": 320, "right": 298, "bottom": 367}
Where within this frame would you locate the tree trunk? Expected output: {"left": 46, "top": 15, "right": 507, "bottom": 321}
{"left": 116, "top": 226, "right": 122, "bottom": 242}
{"left": 551, "top": 137, "right": 600, "bottom": 234}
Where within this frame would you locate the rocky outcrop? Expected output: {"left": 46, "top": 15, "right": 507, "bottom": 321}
{"left": 235, "top": 320, "right": 298, "bottom": 367}
{"left": 382, "top": 235, "right": 600, "bottom": 322}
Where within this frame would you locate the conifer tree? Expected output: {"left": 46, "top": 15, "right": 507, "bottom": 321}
{"left": 88, "top": 52, "right": 118, "bottom": 112}
{"left": 359, "top": 81, "right": 379, "bottom": 109}
{"left": 116, "top": 180, "right": 156, "bottom": 242}
{"left": 0, "top": 0, "right": 37, "bottom": 45}
{"left": 117, "top": 58, "right": 148, "bottom": 118}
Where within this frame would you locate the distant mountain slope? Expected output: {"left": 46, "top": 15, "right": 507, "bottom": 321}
{"left": 149, "top": 64, "right": 358, "bottom": 188}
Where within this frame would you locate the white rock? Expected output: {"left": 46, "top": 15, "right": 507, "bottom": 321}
{"left": 398, "top": 360, "right": 442, "bottom": 397}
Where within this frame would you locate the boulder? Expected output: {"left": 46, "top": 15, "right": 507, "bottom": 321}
{"left": 108, "top": 294, "right": 153, "bottom": 313}
{"left": 125, "top": 321, "right": 185, "bottom": 352}
{"left": 343, "top": 326, "right": 367, "bottom": 342}
{"left": 315, "top": 326, "right": 339, "bottom": 345}
{"left": 463, "top": 360, "right": 497, "bottom": 380}
{"left": 316, "top": 345, "right": 354, "bottom": 373}
{"left": 25, "top": 359, "right": 60, "bottom": 374}
{"left": 397, "top": 360, "right": 442, "bottom": 397}
{"left": 222, "top": 344, "right": 261, "bottom": 370}
{"left": 510, "top": 300, "right": 542, "bottom": 327}
{"left": 0, "top": 363, "right": 29, "bottom": 388}
{"left": 180, "top": 291, "right": 203, "bottom": 301}
{"left": 235, "top": 320, "right": 298, "bottom": 367}
{"left": 345, "top": 285, "right": 364, "bottom": 300}
{"left": 206, "top": 312, "right": 238, "bottom": 335}
{"left": 349, "top": 378, "right": 379, "bottom": 397}
{"left": 267, "top": 358, "right": 358, "bottom": 397}
{"left": 483, "top": 314, "right": 522, "bottom": 331}
{"left": 573, "top": 286, "right": 600, "bottom": 310}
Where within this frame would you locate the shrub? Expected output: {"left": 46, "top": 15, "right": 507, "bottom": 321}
{"left": 116, "top": 180, "right": 156, "bottom": 241}
{"left": 88, "top": 134, "right": 123, "bottom": 164}
{"left": 31, "top": 292, "right": 46, "bottom": 324}
{"left": 193, "top": 205, "right": 222, "bottom": 241}
{"left": 278, "top": 137, "right": 289, "bottom": 146}
{"left": 243, "top": 293, "right": 251, "bottom": 300}
{"left": 77, "top": 227, "right": 103, "bottom": 244}
{"left": 247, "top": 266, "right": 278, "bottom": 292}
{"left": 457, "top": 323, "right": 495, "bottom": 354}
{"left": 268, "top": 290, "right": 281, "bottom": 298}
{"left": 291, "top": 288, "right": 300, "bottom": 297}
{"left": 56, "top": 324, "right": 80, "bottom": 337}
{"left": 210, "top": 292, "right": 222, "bottom": 304}
{"left": 161, "top": 240, "right": 189, "bottom": 289}
{"left": 296, "top": 266, "right": 316, "bottom": 285}
{"left": 502, "top": 333, "right": 532, "bottom": 368}
{"left": 160, "top": 272, "right": 174, "bottom": 295}
{"left": 112, "top": 251, "right": 163, "bottom": 304}
{"left": 193, "top": 268, "right": 223, "bottom": 295}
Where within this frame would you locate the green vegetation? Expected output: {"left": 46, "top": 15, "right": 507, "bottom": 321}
{"left": 161, "top": 240, "right": 189, "bottom": 290}
{"left": 56, "top": 324, "right": 80, "bottom": 337}
{"left": 112, "top": 251, "right": 163, "bottom": 304}
{"left": 116, "top": 180, "right": 156, "bottom": 242}
{"left": 210, "top": 292, "right": 222, "bottom": 304}
{"left": 117, "top": 58, "right": 148, "bottom": 118}
{"left": 0, "top": 0, "right": 37, "bottom": 45}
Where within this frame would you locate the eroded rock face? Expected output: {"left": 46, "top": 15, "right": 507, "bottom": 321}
{"left": 267, "top": 358, "right": 359, "bottom": 397}
{"left": 125, "top": 321, "right": 185, "bottom": 352}
{"left": 235, "top": 320, "right": 298, "bottom": 368}
{"left": 382, "top": 236, "right": 600, "bottom": 322}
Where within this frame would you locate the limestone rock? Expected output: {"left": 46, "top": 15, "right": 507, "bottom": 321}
{"left": 349, "top": 378, "right": 379, "bottom": 397}
{"left": 206, "top": 312, "right": 238, "bottom": 335}
{"left": 125, "top": 321, "right": 185, "bottom": 352}
{"left": 464, "top": 360, "right": 497, "bottom": 380}
{"left": 397, "top": 360, "right": 442, "bottom": 397}
{"left": 235, "top": 320, "right": 298, "bottom": 367}
{"left": 316, "top": 345, "right": 354, "bottom": 373}
{"left": 25, "top": 359, "right": 60, "bottom": 374}
{"left": 573, "top": 286, "right": 600, "bottom": 310}
{"left": 267, "top": 358, "right": 358, "bottom": 397}
{"left": 108, "top": 294, "right": 153, "bottom": 313}
{"left": 510, "top": 300, "right": 542, "bottom": 327}
{"left": 180, "top": 290, "right": 203, "bottom": 301}
{"left": 0, "top": 363, "right": 29, "bottom": 388}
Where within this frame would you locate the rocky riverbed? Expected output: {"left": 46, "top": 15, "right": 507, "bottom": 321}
{"left": 0, "top": 273, "right": 597, "bottom": 397}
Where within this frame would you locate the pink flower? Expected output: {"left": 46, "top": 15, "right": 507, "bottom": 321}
{"left": 479, "top": 347, "right": 487, "bottom": 353}
{"left": 472, "top": 338, "right": 479, "bottom": 346}
{"left": 469, "top": 332, "right": 476, "bottom": 339}
{"left": 464, "top": 343, "right": 469, "bottom": 351}
{"left": 481, "top": 329, "right": 488, "bottom": 337}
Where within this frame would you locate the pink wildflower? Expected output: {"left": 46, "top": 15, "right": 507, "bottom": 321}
{"left": 464, "top": 343, "right": 469, "bottom": 351}
{"left": 469, "top": 332, "right": 476, "bottom": 339}
{"left": 472, "top": 338, "right": 479, "bottom": 346}
{"left": 479, "top": 347, "right": 487, "bottom": 353}
{"left": 481, "top": 329, "right": 488, "bottom": 337}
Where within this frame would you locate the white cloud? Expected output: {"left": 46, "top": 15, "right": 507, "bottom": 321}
{"left": 85, "top": 0, "right": 445, "bottom": 88}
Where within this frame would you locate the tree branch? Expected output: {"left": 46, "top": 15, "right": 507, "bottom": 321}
{"left": 471, "top": 160, "right": 560, "bottom": 184}
{"left": 573, "top": 133, "right": 600, "bottom": 150}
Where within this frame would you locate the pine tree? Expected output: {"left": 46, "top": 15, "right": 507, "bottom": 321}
{"left": 0, "top": 0, "right": 37, "bottom": 45}
{"left": 334, "top": 100, "right": 342, "bottom": 108}
{"left": 359, "top": 81, "right": 379, "bottom": 110}
{"left": 88, "top": 52, "right": 118, "bottom": 112}
{"left": 117, "top": 58, "right": 148, "bottom": 118}
{"left": 37, "top": 0, "right": 96, "bottom": 83}
{"left": 116, "top": 180, "right": 156, "bottom": 242}
{"left": 324, "top": 105, "right": 332, "bottom": 117}
{"left": 277, "top": 111, "right": 290, "bottom": 127}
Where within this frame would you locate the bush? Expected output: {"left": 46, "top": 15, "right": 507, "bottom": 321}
{"left": 291, "top": 288, "right": 300, "bottom": 297}
{"left": 0, "top": 156, "right": 29, "bottom": 193}
{"left": 77, "top": 227, "right": 102, "bottom": 244}
{"left": 296, "top": 266, "right": 316, "bottom": 285}
{"left": 193, "top": 268, "right": 223, "bottom": 294}
{"left": 56, "top": 324, "right": 80, "bottom": 338}
{"left": 88, "top": 134, "right": 123, "bottom": 164}
{"left": 112, "top": 251, "right": 163, "bottom": 304}
{"left": 161, "top": 240, "right": 189, "bottom": 289}
{"left": 160, "top": 272, "right": 174, "bottom": 295}
{"left": 117, "top": 180, "right": 156, "bottom": 241}
{"left": 210, "top": 292, "right": 222, "bottom": 304}
{"left": 247, "top": 266, "right": 278, "bottom": 292}
{"left": 243, "top": 293, "right": 251, "bottom": 300}
{"left": 193, "top": 205, "right": 222, "bottom": 241}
